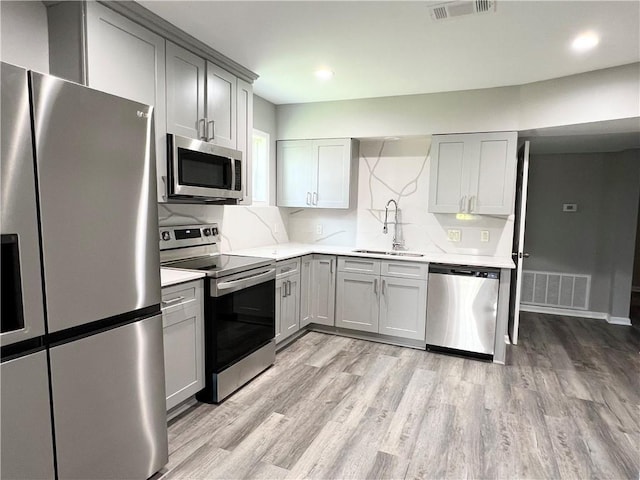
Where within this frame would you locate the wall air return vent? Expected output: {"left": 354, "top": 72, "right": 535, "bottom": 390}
{"left": 429, "top": 1, "right": 497, "bottom": 21}
{"left": 520, "top": 270, "right": 590, "bottom": 311}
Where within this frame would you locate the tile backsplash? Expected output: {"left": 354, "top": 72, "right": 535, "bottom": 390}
{"left": 158, "top": 137, "right": 514, "bottom": 257}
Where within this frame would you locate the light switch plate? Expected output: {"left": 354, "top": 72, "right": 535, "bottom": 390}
{"left": 316, "top": 224, "right": 323, "bottom": 235}
{"left": 563, "top": 203, "right": 578, "bottom": 212}
{"left": 447, "top": 229, "right": 461, "bottom": 242}
{"left": 480, "top": 230, "right": 490, "bottom": 242}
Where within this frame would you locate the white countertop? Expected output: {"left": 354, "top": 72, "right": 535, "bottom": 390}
{"left": 229, "top": 243, "right": 515, "bottom": 269}
{"left": 161, "top": 268, "right": 206, "bottom": 288}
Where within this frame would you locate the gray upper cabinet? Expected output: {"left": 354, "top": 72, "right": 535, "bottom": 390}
{"left": 236, "top": 78, "right": 253, "bottom": 204}
{"left": 277, "top": 139, "right": 358, "bottom": 208}
{"left": 165, "top": 44, "right": 237, "bottom": 149}
{"left": 428, "top": 132, "right": 517, "bottom": 215}
{"left": 165, "top": 42, "right": 206, "bottom": 141}
{"left": 206, "top": 62, "right": 237, "bottom": 149}
{"left": 48, "top": 1, "right": 167, "bottom": 202}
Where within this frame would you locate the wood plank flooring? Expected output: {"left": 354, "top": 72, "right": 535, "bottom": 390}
{"left": 158, "top": 313, "right": 640, "bottom": 479}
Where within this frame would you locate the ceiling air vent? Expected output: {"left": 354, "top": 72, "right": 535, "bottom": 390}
{"left": 429, "top": 1, "right": 496, "bottom": 21}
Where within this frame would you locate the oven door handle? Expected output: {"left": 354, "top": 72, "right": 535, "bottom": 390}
{"left": 214, "top": 268, "right": 276, "bottom": 295}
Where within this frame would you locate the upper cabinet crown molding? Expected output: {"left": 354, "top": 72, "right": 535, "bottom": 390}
{"left": 96, "top": 1, "right": 258, "bottom": 84}
{"left": 45, "top": 1, "right": 257, "bottom": 84}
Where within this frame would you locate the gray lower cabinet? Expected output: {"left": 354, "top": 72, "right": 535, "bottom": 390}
{"left": 276, "top": 259, "right": 301, "bottom": 344}
{"left": 300, "top": 254, "right": 337, "bottom": 327}
{"left": 336, "top": 257, "right": 428, "bottom": 341}
{"left": 336, "top": 271, "right": 380, "bottom": 333}
{"left": 161, "top": 280, "right": 204, "bottom": 410}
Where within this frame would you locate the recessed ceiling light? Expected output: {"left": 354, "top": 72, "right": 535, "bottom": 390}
{"left": 315, "top": 69, "right": 334, "bottom": 80}
{"left": 572, "top": 32, "right": 599, "bottom": 52}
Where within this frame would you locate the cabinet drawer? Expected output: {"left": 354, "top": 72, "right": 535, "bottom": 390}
{"left": 161, "top": 280, "right": 202, "bottom": 323}
{"left": 381, "top": 261, "right": 429, "bottom": 280}
{"left": 277, "top": 258, "right": 300, "bottom": 277}
{"left": 338, "top": 256, "right": 381, "bottom": 275}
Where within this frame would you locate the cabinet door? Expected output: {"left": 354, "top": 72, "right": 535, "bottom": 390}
{"left": 314, "top": 139, "right": 351, "bottom": 208}
{"left": 282, "top": 275, "right": 301, "bottom": 339}
{"left": 428, "top": 135, "right": 466, "bottom": 213}
{"left": 312, "top": 255, "right": 336, "bottom": 326}
{"left": 276, "top": 140, "right": 315, "bottom": 207}
{"left": 467, "top": 132, "right": 517, "bottom": 215}
{"left": 336, "top": 272, "right": 379, "bottom": 333}
{"left": 236, "top": 78, "right": 253, "bottom": 204}
{"left": 206, "top": 62, "right": 236, "bottom": 148}
{"left": 275, "top": 280, "right": 284, "bottom": 343}
{"left": 300, "top": 255, "right": 314, "bottom": 327}
{"left": 84, "top": 2, "right": 167, "bottom": 202}
{"left": 379, "top": 277, "right": 427, "bottom": 341}
{"left": 165, "top": 42, "right": 205, "bottom": 140}
{"left": 161, "top": 281, "right": 204, "bottom": 410}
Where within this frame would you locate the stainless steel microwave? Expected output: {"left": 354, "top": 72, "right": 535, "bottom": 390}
{"left": 167, "top": 134, "right": 243, "bottom": 202}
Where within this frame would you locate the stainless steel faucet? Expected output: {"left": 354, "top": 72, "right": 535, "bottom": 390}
{"left": 383, "top": 199, "right": 403, "bottom": 250}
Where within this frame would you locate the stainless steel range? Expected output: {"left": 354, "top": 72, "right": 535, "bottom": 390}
{"left": 160, "top": 224, "right": 276, "bottom": 403}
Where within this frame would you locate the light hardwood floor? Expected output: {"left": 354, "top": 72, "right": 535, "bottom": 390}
{"left": 159, "top": 313, "right": 639, "bottom": 479}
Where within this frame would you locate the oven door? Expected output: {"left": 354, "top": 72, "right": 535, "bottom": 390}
{"left": 205, "top": 267, "right": 275, "bottom": 373}
{"left": 168, "top": 134, "right": 242, "bottom": 200}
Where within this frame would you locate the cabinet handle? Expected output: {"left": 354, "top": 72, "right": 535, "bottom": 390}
{"left": 162, "top": 296, "right": 185, "bottom": 307}
{"left": 374, "top": 278, "right": 378, "bottom": 295}
{"left": 461, "top": 195, "right": 468, "bottom": 213}
{"left": 207, "top": 120, "right": 215, "bottom": 141}
{"left": 282, "top": 281, "right": 287, "bottom": 298}
{"left": 468, "top": 195, "right": 473, "bottom": 213}
{"left": 198, "top": 118, "right": 206, "bottom": 140}
{"left": 382, "top": 279, "right": 386, "bottom": 295}
{"left": 306, "top": 192, "right": 311, "bottom": 205}
{"left": 312, "top": 192, "right": 318, "bottom": 205}
{"left": 330, "top": 259, "right": 334, "bottom": 274}
{"left": 287, "top": 280, "right": 292, "bottom": 296}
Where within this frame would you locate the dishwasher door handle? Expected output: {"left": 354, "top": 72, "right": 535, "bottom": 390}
{"left": 451, "top": 269, "right": 476, "bottom": 275}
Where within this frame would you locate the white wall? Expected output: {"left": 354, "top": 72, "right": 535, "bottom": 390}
{"left": 287, "top": 137, "right": 514, "bottom": 257}
{"left": 277, "top": 64, "right": 640, "bottom": 140}
{"left": 0, "top": 1, "right": 49, "bottom": 72}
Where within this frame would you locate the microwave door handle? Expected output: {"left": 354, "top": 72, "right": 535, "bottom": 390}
{"left": 207, "top": 120, "right": 215, "bottom": 142}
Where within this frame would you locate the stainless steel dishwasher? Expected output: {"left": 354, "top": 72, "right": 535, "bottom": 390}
{"left": 426, "top": 265, "right": 499, "bottom": 356}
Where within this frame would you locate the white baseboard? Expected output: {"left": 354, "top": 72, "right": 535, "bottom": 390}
{"left": 520, "top": 304, "right": 608, "bottom": 320}
{"left": 520, "top": 305, "right": 632, "bottom": 326}
{"left": 607, "top": 316, "right": 632, "bottom": 326}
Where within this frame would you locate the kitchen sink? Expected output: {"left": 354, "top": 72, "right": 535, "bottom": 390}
{"left": 352, "top": 249, "right": 424, "bottom": 258}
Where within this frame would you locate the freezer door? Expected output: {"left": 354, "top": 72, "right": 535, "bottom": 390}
{"left": 49, "top": 314, "right": 168, "bottom": 479}
{"left": 0, "top": 351, "right": 55, "bottom": 480}
{"left": 30, "top": 72, "right": 161, "bottom": 333}
{"left": 426, "top": 273, "right": 499, "bottom": 355}
{"left": 0, "top": 63, "right": 46, "bottom": 345}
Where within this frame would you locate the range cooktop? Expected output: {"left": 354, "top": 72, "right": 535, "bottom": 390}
{"left": 163, "top": 254, "right": 273, "bottom": 279}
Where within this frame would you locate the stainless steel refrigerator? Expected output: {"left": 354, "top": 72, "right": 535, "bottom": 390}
{"left": 1, "top": 63, "right": 168, "bottom": 479}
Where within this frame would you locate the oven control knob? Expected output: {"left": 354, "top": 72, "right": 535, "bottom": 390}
{"left": 161, "top": 231, "right": 171, "bottom": 241}
{"left": 212, "top": 227, "right": 219, "bottom": 236}
{"left": 203, "top": 228, "right": 212, "bottom": 236}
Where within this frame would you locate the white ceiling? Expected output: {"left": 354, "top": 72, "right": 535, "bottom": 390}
{"left": 139, "top": 0, "right": 640, "bottom": 106}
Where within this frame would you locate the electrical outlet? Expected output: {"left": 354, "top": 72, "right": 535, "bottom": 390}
{"left": 316, "top": 224, "right": 323, "bottom": 235}
{"left": 480, "top": 230, "right": 490, "bottom": 242}
{"left": 447, "top": 229, "right": 461, "bottom": 242}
